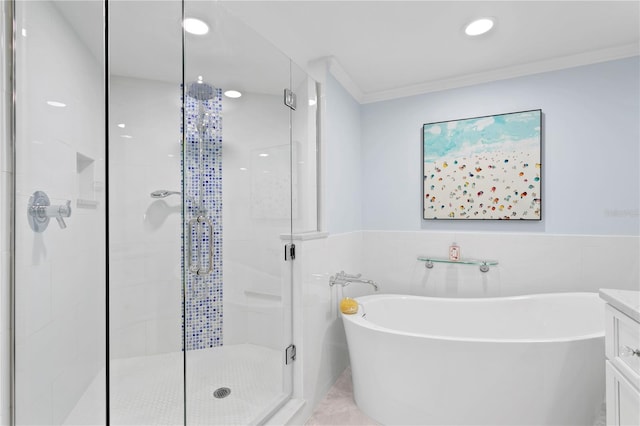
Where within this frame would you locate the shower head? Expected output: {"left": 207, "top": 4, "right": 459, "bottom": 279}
{"left": 150, "top": 190, "right": 181, "bottom": 199}
{"left": 187, "top": 80, "right": 216, "bottom": 101}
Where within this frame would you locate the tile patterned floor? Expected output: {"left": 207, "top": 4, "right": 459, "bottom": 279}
{"left": 305, "top": 367, "right": 379, "bottom": 426}
{"left": 306, "top": 367, "right": 607, "bottom": 426}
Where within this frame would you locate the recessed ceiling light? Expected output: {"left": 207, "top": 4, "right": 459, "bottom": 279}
{"left": 465, "top": 18, "right": 494, "bottom": 36}
{"left": 117, "top": 123, "right": 125, "bottom": 128}
{"left": 121, "top": 135, "right": 133, "bottom": 139}
{"left": 258, "top": 153, "right": 269, "bottom": 157}
{"left": 239, "top": 167, "right": 248, "bottom": 171}
{"left": 184, "top": 18, "right": 209, "bottom": 35}
{"left": 46, "top": 101, "right": 66, "bottom": 108}
{"left": 224, "top": 90, "right": 242, "bottom": 98}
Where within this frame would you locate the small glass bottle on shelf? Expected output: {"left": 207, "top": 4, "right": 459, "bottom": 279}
{"left": 449, "top": 242, "right": 460, "bottom": 261}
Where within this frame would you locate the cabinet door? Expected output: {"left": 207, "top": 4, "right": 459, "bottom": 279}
{"left": 606, "top": 361, "right": 640, "bottom": 426}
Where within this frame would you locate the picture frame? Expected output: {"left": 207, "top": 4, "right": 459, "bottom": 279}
{"left": 422, "top": 109, "right": 542, "bottom": 220}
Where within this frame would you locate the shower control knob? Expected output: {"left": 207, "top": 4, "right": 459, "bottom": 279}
{"left": 27, "top": 191, "right": 72, "bottom": 233}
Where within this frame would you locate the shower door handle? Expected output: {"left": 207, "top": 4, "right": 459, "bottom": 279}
{"left": 188, "top": 215, "right": 214, "bottom": 275}
{"left": 197, "top": 216, "right": 214, "bottom": 276}
{"left": 187, "top": 217, "right": 200, "bottom": 274}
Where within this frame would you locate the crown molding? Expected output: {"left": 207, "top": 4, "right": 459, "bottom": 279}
{"left": 327, "top": 56, "right": 364, "bottom": 104}
{"left": 361, "top": 43, "right": 639, "bottom": 104}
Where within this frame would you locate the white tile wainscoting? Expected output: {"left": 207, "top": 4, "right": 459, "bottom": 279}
{"left": 361, "top": 231, "right": 639, "bottom": 297}
{"left": 287, "top": 230, "right": 638, "bottom": 424}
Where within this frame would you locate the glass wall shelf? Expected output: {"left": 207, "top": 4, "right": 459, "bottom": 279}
{"left": 417, "top": 256, "right": 499, "bottom": 273}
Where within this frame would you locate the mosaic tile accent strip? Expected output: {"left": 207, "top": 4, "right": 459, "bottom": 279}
{"left": 182, "top": 85, "right": 224, "bottom": 350}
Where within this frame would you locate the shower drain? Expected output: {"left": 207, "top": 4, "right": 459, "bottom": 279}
{"left": 213, "top": 387, "right": 231, "bottom": 399}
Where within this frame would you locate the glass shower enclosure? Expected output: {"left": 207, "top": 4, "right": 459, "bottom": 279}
{"left": 10, "top": 0, "right": 318, "bottom": 424}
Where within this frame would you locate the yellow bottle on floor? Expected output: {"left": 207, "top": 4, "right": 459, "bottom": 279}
{"left": 340, "top": 297, "right": 358, "bottom": 315}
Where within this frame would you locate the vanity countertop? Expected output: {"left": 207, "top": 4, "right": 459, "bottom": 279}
{"left": 599, "top": 288, "right": 640, "bottom": 323}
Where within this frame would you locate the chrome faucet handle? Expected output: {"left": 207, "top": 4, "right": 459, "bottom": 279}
{"left": 55, "top": 216, "right": 67, "bottom": 229}
{"left": 28, "top": 191, "right": 72, "bottom": 232}
{"left": 60, "top": 199, "right": 71, "bottom": 215}
{"left": 54, "top": 200, "right": 72, "bottom": 229}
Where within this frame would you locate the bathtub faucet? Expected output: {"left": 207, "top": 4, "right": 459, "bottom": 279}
{"left": 329, "top": 271, "right": 379, "bottom": 291}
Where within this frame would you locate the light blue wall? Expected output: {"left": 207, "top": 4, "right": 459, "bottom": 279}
{"left": 325, "top": 74, "right": 363, "bottom": 234}
{"left": 360, "top": 57, "right": 640, "bottom": 235}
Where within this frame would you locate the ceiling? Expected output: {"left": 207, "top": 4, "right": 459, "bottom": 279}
{"left": 222, "top": 1, "right": 640, "bottom": 103}
{"left": 56, "top": 1, "right": 640, "bottom": 103}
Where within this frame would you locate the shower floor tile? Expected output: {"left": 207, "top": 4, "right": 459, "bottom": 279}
{"left": 64, "top": 343, "right": 284, "bottom": 426}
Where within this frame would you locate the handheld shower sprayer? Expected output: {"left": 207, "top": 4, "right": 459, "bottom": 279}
{"left": 150, "top": 190, "right": 181, "bottom": 199}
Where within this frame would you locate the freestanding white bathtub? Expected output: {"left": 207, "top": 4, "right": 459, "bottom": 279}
{"left": 342, "top": 293, "right": 605, "bottom": 425}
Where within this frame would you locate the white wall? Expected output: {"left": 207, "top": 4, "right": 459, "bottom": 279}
{"left": 361, "top": 57, "right": 640, "bottom": 235}
{"left": 13, "top": 1, "right": 106, "bottom": 424}
{"left": 288, "top": 231, "right": 373, "bottom": 425}
{"left": 319, "top": 58, "right": 640, "bottom": 298}
{"left": 297, "top": 57, "right": 640, "bottom": 423}
{"left": 361, "top": 231, "right": 639, "bottom": 297}
{"left": 325, "top": 75, "right": 363, "bottom": 234}
{"left": 353, "top": 59, "right": 640, "bottom": 296}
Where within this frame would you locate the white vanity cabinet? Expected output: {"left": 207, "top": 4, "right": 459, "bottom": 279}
{"left": 600, "top": 290, "right": 640, "bottom": 426}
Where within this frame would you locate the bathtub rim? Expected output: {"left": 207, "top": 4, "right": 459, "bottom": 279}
{"left": 342, "top": 292, "right": 605, "bottom": 344}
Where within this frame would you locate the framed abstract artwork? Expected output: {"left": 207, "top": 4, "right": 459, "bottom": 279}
{"left": 423, "top": 109, "right": 542, "bottom": 220}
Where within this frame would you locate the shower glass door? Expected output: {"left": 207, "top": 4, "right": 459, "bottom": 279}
{"left": 182, "top": 2, "right": 295, "bottom": 423}
{"left": 13, "top": 0, "right": 107, "bottom": 424}
{"left": 13, "top": 0, "right": 317, "bottom": 424}
{"left": 108, "top": 0, "right": 314, "bottom": 423}
{"left": 107, "top": 1, "right": 185, "bottom": 424}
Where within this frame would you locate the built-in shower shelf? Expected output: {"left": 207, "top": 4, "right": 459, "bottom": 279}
{"left": 244, "top": 289, "right": 281, "bottom": 301}
{"left": 417, "top": 256, "right": 498, "bottom": 272}
{"left": 77, "top": 199, "right": 99, "bottom": 209}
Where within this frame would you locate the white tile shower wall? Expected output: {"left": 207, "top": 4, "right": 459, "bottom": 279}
{"left": 13, "top": 1, "right": 106, "bottom": 424}
{"left": 109, "top": 77, "right": 312, "bottom": 355}
{"left": 0, "top": 249, "right": 9, "bottom": 426}
{"left": 0, "top": 2, "right": 10, "bottom": 422}
{"left": 291, "top": 75, "right": 318, "bottom": 233}
{"left": 361, "top": 231, "right": 639, "bottom": 297}
{"left": 109, "top": 76, "right": 182, "bottom": 358}
{"left": 289, "top": 231, "right": 369, "bottom": 425}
